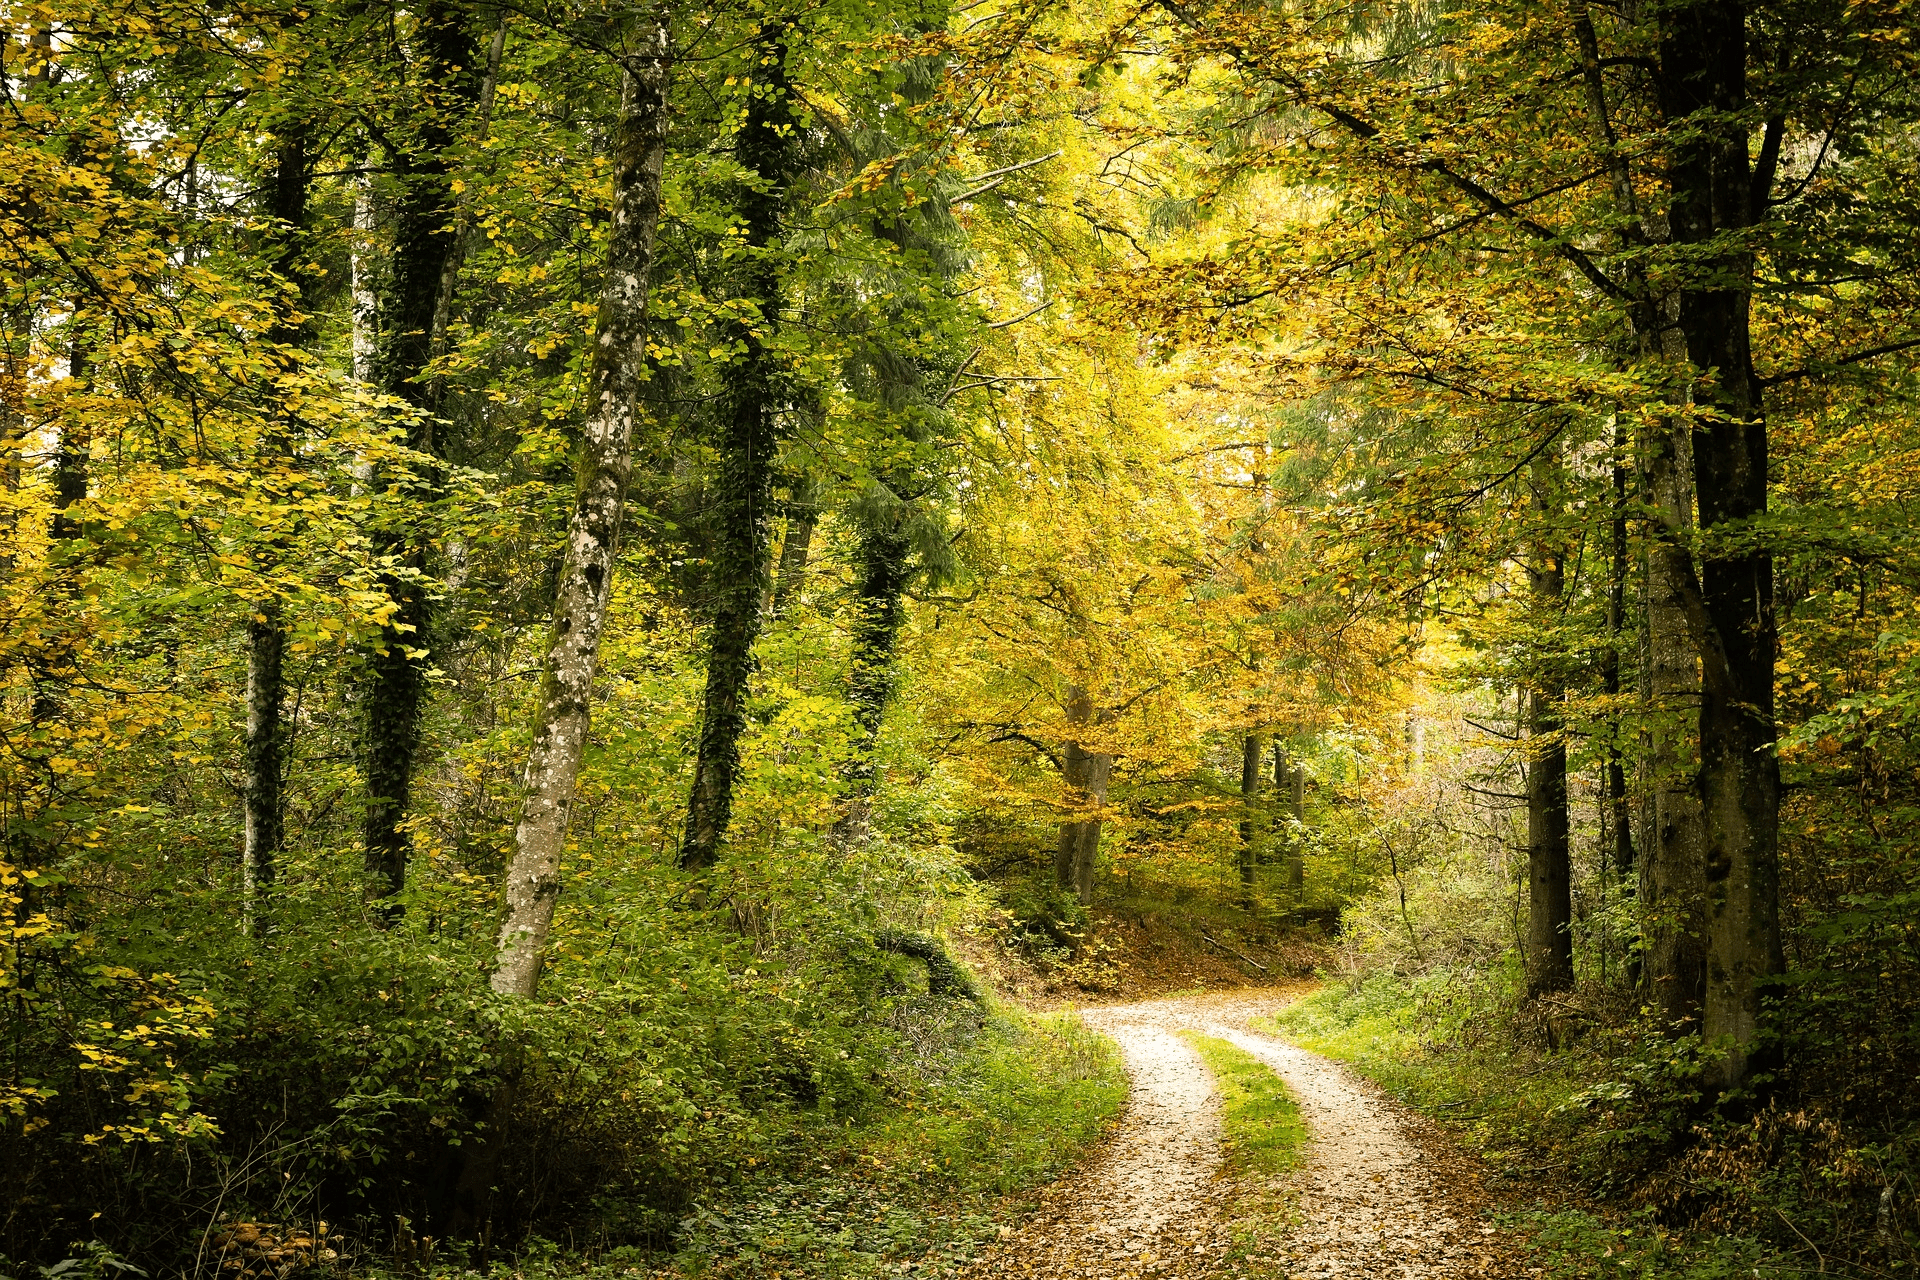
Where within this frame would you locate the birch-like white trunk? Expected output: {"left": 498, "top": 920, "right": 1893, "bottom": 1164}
{"left": 491, "top": 39, "right": 670, "bottom": 998}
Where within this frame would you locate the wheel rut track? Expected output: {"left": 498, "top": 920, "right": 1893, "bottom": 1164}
{"left": 959, "top": 992, "right": 1514, "bottom": 1279}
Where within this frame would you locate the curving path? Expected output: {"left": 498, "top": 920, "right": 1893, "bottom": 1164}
{"left": 960, "top": 991, "right": 1509, "bottom": 1279}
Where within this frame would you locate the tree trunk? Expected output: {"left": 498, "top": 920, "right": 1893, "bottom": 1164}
{"left": 1238, "top": 732, "right": 1265, "bottom": 910}
{"left": 833, "top": 492, "right": 912, "bottom": 844}
{"left": 360, "top": 0, "right": 479, "bottom": 905}
{"left": 33, "top": 315, "right": 91, "bottom": 726}
{"left": 1527, "top": 473, "right": 1573, "bottom": 996}
{"left": 245, "top": 613, "right": 286, "bottom": 915}
{"left": 491, "top": 43, "right": 670, "bottom": 1000}
{"left": 679, "top": 22, "right": 797, "bottom": 870}
{"left": 1658, "top": 0, "right": 1780, "bottom": 1089}
{"left": 767, "top": 474, "right": 818, "bottom": 618}
{"left": 426, "top": 12, "right": 507, "bottom": 406}
{"left": 351, "top": 182, "right": 378, "bottom": 389}
{"left": 244, "top": 128, "right": 311, "bottom": 929}
{"left": 1277, "top": 743, "right": 1305, "bottom": 906}
{"left": 1640, "top": 420, "right": 1709, "bottom": 1034}
{"left": 1605, "top": 419, "right": 1636, "bottom": 889}
{"left": 1053, "top": 685, "right": 1111, "bottom": 906}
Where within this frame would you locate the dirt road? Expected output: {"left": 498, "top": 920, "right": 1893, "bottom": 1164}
{"left": 960, "top": 991, "right": 1511, "bottom": 1279}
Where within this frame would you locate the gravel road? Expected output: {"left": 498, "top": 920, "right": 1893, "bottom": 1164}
{"left": 961, "top": 991, "right": 1510, "bottom": 1279}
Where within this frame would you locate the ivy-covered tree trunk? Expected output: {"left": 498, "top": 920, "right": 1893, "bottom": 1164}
{"left": 1658, "top": 0, "right": 1781, "bottom": 1089}
{"left": 833, "top": 497, "right": 913, "bottom": 844}
{"left": 679, "top": 23, "right": 797, "bottom": 870}
{"left": 360, "top": 0, "right": 478, "bottom": 904}
{"left": 1527, "top": 491, "right": 1573, "bottom": 996}
{"left": 492, "top": 40, "right": 670, "bottom": 999}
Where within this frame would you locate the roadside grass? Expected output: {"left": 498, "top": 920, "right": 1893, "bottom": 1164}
{"left": 1258, "top": 976, "right": 1808, "bottom": 1279}
{"left": 348, "top": 1005, "right": 1125, "bottom": 1280}
{"left": 1258, "top": 971, "right": 1596, "bottom": 1170}
{"left": 666, "top": 1005, "right": 1126, "bottom": 1278}
{"left": 1178, "top": 1033, "right": 1305, "bottom": 1280}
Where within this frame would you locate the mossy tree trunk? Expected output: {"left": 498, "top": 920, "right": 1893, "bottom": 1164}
{"left": 360, "top": 0, "right": 478, "bottom": 906}
{"left": 1656, "top": 0, "right": 1781, "bottom": 1091}
{"left": 680, "top": 23, "right": 798, "bottom": 870}
{"left": 1053, "top": 684, "right": 1112, "bottom": 906}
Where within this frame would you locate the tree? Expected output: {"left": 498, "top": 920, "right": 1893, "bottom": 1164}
{"left": 679, "top": 20, "right": 803, "bottom": 870}
{"left": 490, "top": 25, "right": 671, "bottom": 998}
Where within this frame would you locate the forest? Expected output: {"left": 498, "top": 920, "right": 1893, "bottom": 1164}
{"left": 2, "top": 0, "right": 1917, "bottom": 1274}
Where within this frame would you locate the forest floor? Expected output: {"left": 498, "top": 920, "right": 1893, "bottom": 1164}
{"left": 959, "top": 990, "right": 1539, "bottom": 1280}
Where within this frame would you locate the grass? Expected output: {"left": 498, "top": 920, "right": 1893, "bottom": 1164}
{"left": 1258, "top": 974, "right": 1819, "bottom": 1279}
{"left": 1176, "top": 1033, "right": 1307, "bottom": 1178}
{"left": 1176, "top": 1032, "right": 1305, "bottom": 1280}
{"left": 369, "top": 1005, "right": 1127, "bottom": 1280}
{"left": 666, "top": 1006, "right": 1126, "bottom": 1278}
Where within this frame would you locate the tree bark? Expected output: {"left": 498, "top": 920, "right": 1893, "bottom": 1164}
{"left": 244, "top": 127, "right": 311, "bottom": 928}
{"left": 1277, "top": 743, "right": 1305, "bottom": 906}
{"left": 245, "top": 614, "right": 286, "bottom": 911}
{"left": 426, "top": 11, "right": 507, "bottom": 406}
{"left": 1604, "top": 419, "right": 1635, "bottom": 890}
{"left": 32, "top": 312, "right": 91, "bottom": 726}
{"left": 1527, "top": 465, "right": 1573, "bottom": 996}
{"left": 1657, "top": 0, "right": 1781, "bottom": 1089}
{"left": 1640, "top": 421, "right": 1709, "bottom": 1033}
{"left": 1053, "top": 685, "right": 1111, "bottom": 906}
{"left": 360, "top": 0, "right": 480, "bottom": 905}
{"left": 1238, "top": 732, "right": 1265, "bottom": 909}
{"left": 679, "top": 22, "right": 797, "bottom": 870}
{"left": 491, "top": 41, "right": 670, "bottom": 999}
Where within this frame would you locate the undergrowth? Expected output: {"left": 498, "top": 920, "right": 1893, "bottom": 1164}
{"left": 1264, "top": 972, "right": 1918, "bottom": 1278}
{"left": 414, "top": 1007, "right": 1119, "bottom": 1280}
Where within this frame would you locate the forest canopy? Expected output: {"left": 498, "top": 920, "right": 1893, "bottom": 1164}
{"left": 3, "top": 0, "right": 1918, "bottom": 1271}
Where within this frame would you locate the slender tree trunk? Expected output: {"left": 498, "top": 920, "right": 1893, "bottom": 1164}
{"left": 360, "top": 0, "right": 479, "bottom": 905}
{"left": 767, "top": 475, "right": 818, "bottom": 618}
{"left": 32, "top": 314, "right": 91, "bottom": 726}
{"left": 245, "top": 615, "right": 286, "bottom": 911}
{"left": 426, "top": 12, "right": 507, "bottom": 406}
{"left": 1238, "top": 732, "right": 1264, "bottom": 910}
{"left": 351, "top": 183, "right": 378, "bottom": 389}
{"left": 0, "top": 309, "right": 22, "bottom": 583}
{"left": 1527, "top": 465, "right": 1573, "bottom": 996}
{"left": 1053, "top": 685, "right": 1111, "bottom": 906}
{"left": 679, "top": 23, "right": 797, "bottom": 870}
{"left": 1605, "top": 421, "right": 1636, "bottom": 889}
{"left": 833, "top": 495, "right": 912, "bottom": 844}
{"left": 491, "top": 42, "right": 670, "bottom": 999}
{"left": 1277, "top": 743, "right": 1305, "bottom": 906}
{"left": 1658, "top": 0, "right": 1780, "bottom": 1088}
{"left": 244, "top": 128, "right": 311, "bottom": 928}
